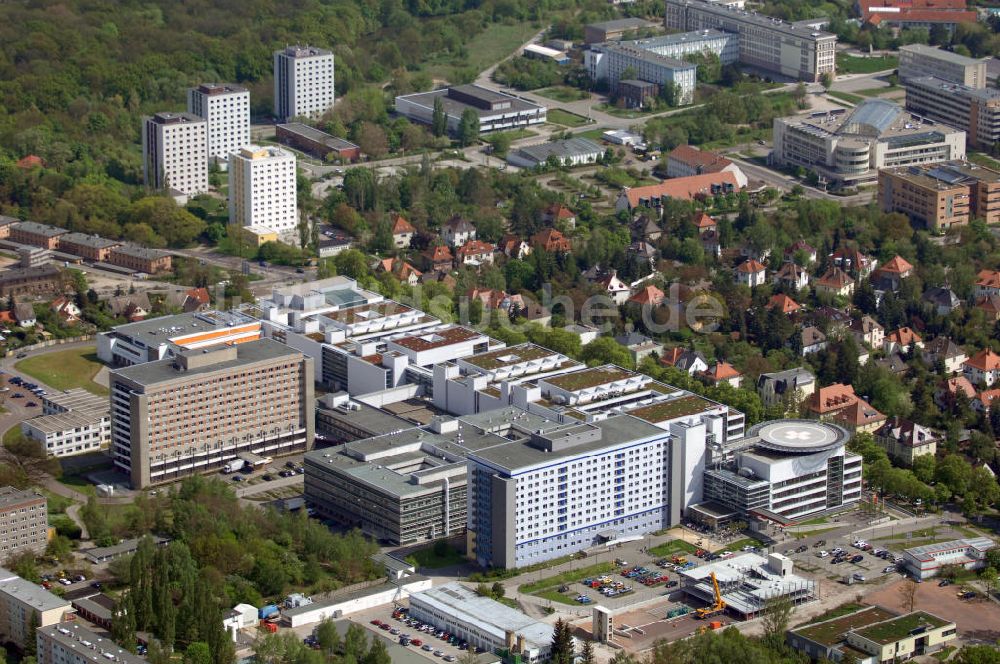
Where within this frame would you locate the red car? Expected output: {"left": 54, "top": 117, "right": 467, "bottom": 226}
{"left": 371, "top": 619, "right": 381, "bottom": 626}
{"left": 411, "top": 639, "right": 423, "bottom": 647}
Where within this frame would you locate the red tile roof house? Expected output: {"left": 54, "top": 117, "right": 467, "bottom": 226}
{"left": 773, "top": 262, "right": 810, "bottom": 291}
{"left": 831, "top": 247, "right": 876, "bottom": 278}
{"left": 615, "top": 172, "right": 741, "bottom": 214}
{"left": 665, "top": 145, "right": 748, "bottom": 187}
{"left": 767, "top": 293, "right": 801, "bottom": 314}
{"left": 814, "top": 267, "right": 856, "bottom": 298}
{"left": 883, "top": 327, "right": 924, "bottom": 355}
{"left": 628, "top": 284, "right": 665, "bottom": 306}
{"left": 871, "top": 255, "right": 914, "bottom": 292}
{"left": 832, "top": 397, "right": 886, "bottom": 434}
{"left": 734, "top": 259, "right": 767, "bottom": 288}
{"left": 849, "top": 315, "right": 885, "bottom": 349}
{"left": 498, "top": 234, "right": 531, "bottom": 259}
{"left": 377, "top": 258, "right": 422, "bottom": 285}
{"left": 542, "top": 204, "right": 577, "bottom": 230}
{"left": 974, "top": 294, "right": 1000, "bottom": 321}
{"left": 531, "top": 228, "right": 572, "bottom": 253}
{"left": 390, "top": 213, "right": 416, "bottom": 249}
{"left": 973, "top": 388, "right": 1000, "bottom": 413}
{"left": 454, "top": 240, "right": 495, "bottom": 268}
{"left": 421, "top": 245, "right": 454, "bottom": 272}
{"left": 692, "top": 212, "right": 721, "bottom": 257}
{"left": 784, "top": 240, "right": 817, "bottom": 264}
{"left": 935, "top": 376, "right": 976, "bottom": 409}
{"left": 699, "top": 361, "right": 742, "bottom": 388}
{"left": 807, "top": 383, "right": 886, "bottom": 433}
{"left": 963, "top": 348, "right": 1000, "bottom": 387}
{"left": 974, "top": 269, "right": 1000, "bottom": 299}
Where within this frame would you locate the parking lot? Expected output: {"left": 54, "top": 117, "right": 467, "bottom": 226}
{"left": 780, "top": 535, "right": 906, "bottom": 585}
{"left": 339, "top": 603, "right": 481, "bottom": 662}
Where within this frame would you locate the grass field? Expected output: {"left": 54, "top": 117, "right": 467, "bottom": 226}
{"left": 407, "top": 543, "right": 466, "bottom": 569}
{"left": 856, "top": 85, "right": 902, "bottom": 97}
{"left": 535, "top": 86, "right": 589, "bottom": 102}
{"left": 16, "top": 347, "right": 107, "bottom": 395}
{"left": 792, "top": 526, "right": 840, "bottom": 540}
{"left": 648, "top": 539, "right": 698, "bottom": 558}
{"left": 836, "top": 53, "right": 898, "bottom": 74}
{"left": 717, "top": 537, "right": 764, "bottom": 553}
{"left": 425, "top": 21, "right": 541, "bottom": 83}
{"left": 546, "top": 108, "right": 590, "bottom": 127}
{"left": 518, "top": 561, "right": 615, "bottom": 605}
{"left": 827, "top": 90, "right": 865, "bottom": 105}
{"left": 968, "top": 151, "right": 1000, "bottom": 170}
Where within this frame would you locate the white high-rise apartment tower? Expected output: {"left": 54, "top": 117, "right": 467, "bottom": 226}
{"left": 141, "top": 112, "right": 208, "bottom": 195}
{"left": 273, "top": 45, "right": 335, "bottom": 123}
{"left": 186, "top": 83, "right": 251, "bottom": 167}
{"left": 228, "top": 145, "right": 298, "bottom": 234}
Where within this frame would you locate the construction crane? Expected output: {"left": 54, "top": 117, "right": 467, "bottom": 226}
{"left": 695, "top": 571, "right": 726, "bottom": 619}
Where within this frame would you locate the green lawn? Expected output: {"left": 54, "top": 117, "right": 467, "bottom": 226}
{"left": 716, "top": 537, "right": 765, "bottom": 553}
{"left": 546, "top": 108, "right": 590, "bottom": 127}
{"left": 535, "top": 86, "right": 590, "bottom": 102}
{"left": 15, "top": 347, "right": 107, "bottom": 396}
{"left": 425, "top": 21, "right": 542, "bottom": 82}
{"left": 967, "top": 152, "right": 1000, "bottom": 170}
{"left": 827, "top": 90, "right": 865, "bottom": 105}
{"left": 932, "top": 646, "right": 956, "bottom": 662}
{"left": 575, "top": 127, "right": 611, "bottom": 141}
{"left": 406, "top": 543, "right": 466, "bottom": 569}
{"left": 836, "top": 53, "right": 898, "bottom": 74}
{"left": 648, "top": 539, "right": 698, "bottom": 558}
{"left": 518, "top": 561, "right": 615, "bottom": 595}
{"left": 856, "top": 86, "right": 902, "bottom": 97}
{"left": 799, "top": 516, "right": 829, "bottom": 526}
{"left": 793, "top": 526, "right": 840, "bottom": 540}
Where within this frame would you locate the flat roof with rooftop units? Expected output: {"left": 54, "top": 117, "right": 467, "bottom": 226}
{"left": 459, "top": 343, "right": 564, "bottom": 371}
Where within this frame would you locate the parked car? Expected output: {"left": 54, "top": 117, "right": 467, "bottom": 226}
{"left": 852, "top": 573, "right": 866, "bottom": 582}
{"left": 817, "top": 550, "right": 829, "bottom": 558}
{"left": 851, "top": 555, "right": 864, "bottom": 563}
{"left": 262, "top": 474, "right": 273, "bottom": 481}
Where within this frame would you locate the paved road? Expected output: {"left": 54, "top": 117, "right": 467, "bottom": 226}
{"left": 727, "top": 155, "right": 876, "bottom": 204}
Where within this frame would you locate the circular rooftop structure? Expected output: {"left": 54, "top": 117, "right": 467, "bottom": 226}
{"left": 747, "top": 419, "right": 849, "bottom": 454}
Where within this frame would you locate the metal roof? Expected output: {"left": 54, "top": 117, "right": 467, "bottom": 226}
{"left": 844, "top": 99, "right": 903, "bottom": 135}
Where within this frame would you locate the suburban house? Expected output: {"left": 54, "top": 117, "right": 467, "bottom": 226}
{"left": 921, "top": 337, "right": 967, "bottom": 374}
{"left": 542, "top": 203, "right": 577, "bottom": 229}
{"left": 884, "top": 327, "right": 924, "bottom": 355}
{"left": 14, "top": 302, "right": 36, "bottom": 327}
{"left": 849, "top": 315, "right": 885, "bottom": 349}
{"left": 593, "top": 270, "right": 631, "bottom": 305}
{"left": 377, "top": 258, "right": 422, "bottom": 285}
{"left": 800, "top": 326, "right": 827, "bottom": 355}
{"left": 629, "top": 285, "right": 665, "bottom": 306}
{"left": 923, "top": 287, "right": 961, "bottom": 316}
{"left": 499, "top": 235, "right": 531, "bottom": 259}
{"left": 757, "top": 367, "right": 816, "bottom": 408}
{"left": 975, "top": 294, "right": 1000, "bottom": 321}
{"left": 963, "top": 348, "right": 1000, "bottom": 387}
{"left": 440, "top": 216, "right": 476, "bottom": 247}
{"left": 421, "top": 245, "right": 454, "bottom": 272}
{"left": 531, "top": 228, "right": 572, "bottom": 253}
{"left": 632, "top": 217, "right": 661, "bottom": 242}
{"left": 784, "top": 240, "right": 817, "bottom": 264}
{"left": 974, "top": 269, "right": 1000, "bottom": 299}
{"left": 935, "top": 376, "right": 976, "bottom": 409}
{"left": 614, "top": 331, "right": 663, "bottom": 364}
{"left": 832, "top": 398, "right": 886, "bottom": 433}
{"left": 773, "top": 262, "right": 810, "bottom": 291}
{"left": 871, "top": 255, "right": 914, "bottom": 291}
{"left": 831, "top": 247, "right": 877, "bottom": 278}
{"left": 660, "top": 347, "right": 708, "bottom": 375}
{"left": 814, "top": 267, "right": 856, "bottom": 298}
{"left": 874, "top": 417, "right": 938, "bottom": 465}
{"left": 735, "top": 259, "right": 767, "bottom": 288}
{"left": 455, "top": 240, "right": 495, "bottom": 267}
{"left": 390, "top": 213, "right": 416, "bottom": 248}
{"left": 699, "top": 361, "right": 742, "bottom": 388}
{"left": 767, "top": 293, "right": 801, "bottom": 315}
{"left": 50, "top": 297, "right": 81, "bottom": 323}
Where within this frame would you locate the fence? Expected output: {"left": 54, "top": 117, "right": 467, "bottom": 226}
{"left": 5, "top": 334, "right": 95, "bottom": 357}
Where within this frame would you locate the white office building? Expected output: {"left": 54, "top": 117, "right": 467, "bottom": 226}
{"left": 37, "top": 622, "right": 145, "bottom": 664}
{"left": 624, "top": 29, "right": 739, "bottom": 64}
{"left": 898, "top": 44, "right": 987, "bottom": 88}
{"left": 186, "top": 83, "right": 251, "bottom": 166}
{"left": 141, "top": 112, "right": 208, "bottom": 195}
{"left": 466, "top": 411, "right": 714, "bottom": 568}
{"left": 901, "top": 537, "right": 996, "bottom": 579}
{"left": 409, "top": 583, "right": 555, "bottom": 662}
{"left": 273, "top": 45, "right": 336, "bottom": 123}
{"left": 21, "top": 389, "right": 110, "bottom": 458}
{"left": 663, "top": 0, "right": 836, "bottom": 82}
{"left": 699, "top": 419, "right": 862, "bottom": 524}
{"left": 584, "top": 44, "right": 697, "bottom": 104}
{"left": 228, "top": 145, "right": 298, "bottom": 234}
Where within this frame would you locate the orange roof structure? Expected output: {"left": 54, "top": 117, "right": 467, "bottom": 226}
{"left": 15, "top": 155, "right": 44, "bottom": 169}
{"left": 736, "top": 259, "right": 766, "bottom": 274}
{"left": 456, "top": 239, "right": 494, "bottom": 258}
{"left": 815, "top": 267, "right": 854, "bottom": 289}
{"left": 767, "top": 293, "right": 801, "bottom": 314}
{"left": 808, "top": 383, "right": 859, "bottom": 414}
{"left": 0, "top": 311, "right": 14, "bottom": 325}
{"left": 693, "top": 212, "right": 717, "bottom": 229}
{"left": 185, "top": 287, "right": 210, "bottom": 307}
{"left": 976, "top": 269, "right": 1000, "bottom": 289}
{"left": 425, "top": 245, "right": 453, "bottom": 263}
{"left": 965, "top": 348, "right": 1000, "bottom": 372}
{"left": 977, "top": 389, "right": 1000, "bottom": 409}
{"left": 941, "top": 376, "right": 976, "bottom": 400}
{"left": 546, "top": 204, "right": 576, "bottom": 220}
{"left": 879, "top": 255, "right": 914, "bottom": 275}
{"left": 622, "top": 172, "right": 740, "bottom": 209}
{"left": 667, "top": 145, "right": 734, "bottom": 173}
{"left": 660, "top": 347, "right": 685, "bottom": 367}
{"left": 468, "top": 288, "right": 508, "bottom": 309}
{"left": 628, "top": 285, "right": 665, "bottom": 306}
{"left": 531, "top": 228, "right": 572, "bottom": 253}
{"left": 833, "top": 398, "right": 886, "bottom": 429}
{"left": 390, "top": 214, "right": 416, "bottom": 235}
{"left": 702, "top": 361, "right": 741, "bottom": 382}
{"left": 886, "top": 327, "right": 922, "bottom": 347}
{"left": 975, "top": 295, "right": 1000, "bottom": 317}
